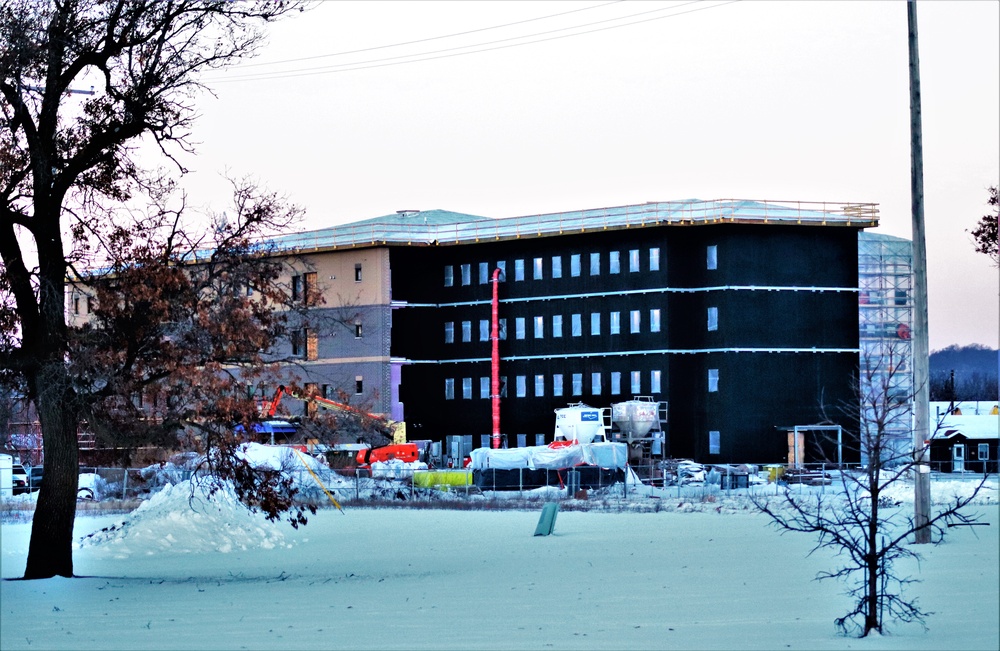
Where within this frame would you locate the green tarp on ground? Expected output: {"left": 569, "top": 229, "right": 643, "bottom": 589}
{"left": 412, "top": 469, "right": 473, "bottom": 488}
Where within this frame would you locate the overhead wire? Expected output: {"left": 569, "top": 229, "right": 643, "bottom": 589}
{"left": 235, "top": 0, "right": 625, "bottom": 69}
{"left": 208, "top": 0, "right": 739, "bottom": 83}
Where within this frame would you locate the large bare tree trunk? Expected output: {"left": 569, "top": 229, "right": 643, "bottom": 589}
{"left": 25, "top": 362, "right": 79, "bottom": 578}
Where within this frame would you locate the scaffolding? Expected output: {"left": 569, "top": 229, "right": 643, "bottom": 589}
{"left": 858, "top": 232, "right": 914, "bottom": 462}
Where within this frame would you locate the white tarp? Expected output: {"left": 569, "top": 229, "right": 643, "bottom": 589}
{"left": 469, "top": 442, "right": 628, "bottom": 470}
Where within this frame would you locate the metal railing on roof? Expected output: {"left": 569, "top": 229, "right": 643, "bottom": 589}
{"left": 265, "top": 199, "right": 879, "bottom": 253}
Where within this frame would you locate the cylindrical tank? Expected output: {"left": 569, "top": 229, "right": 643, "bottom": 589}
{"left": 554, "top": 404, "right": 603, "bottom": 443}
{"left": 611, "top": 399, "right": 659, "bottom": 442}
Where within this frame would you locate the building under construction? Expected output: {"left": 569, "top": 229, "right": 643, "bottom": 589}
{"left": 244, "top": 199, "right": 891, "bottom": 465}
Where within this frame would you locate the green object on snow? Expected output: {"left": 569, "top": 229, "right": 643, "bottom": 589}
{"left": 534, "top": 502, "right": 559, "bottom": 536}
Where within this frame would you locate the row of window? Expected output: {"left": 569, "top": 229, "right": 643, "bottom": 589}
{"left": 445, "top": 370, "right": 663, "bottom": 400}
{"left": 444, "top": 245, "right": 719, "bottom": 287}
{"left": 444, "top": 368, "right": 720, "bottom": 399}
{"left": 445, "top": 307, "right": 718, "bottom": 343}
{"left": 290, "top": 264, "right": 363, "bottom": 304}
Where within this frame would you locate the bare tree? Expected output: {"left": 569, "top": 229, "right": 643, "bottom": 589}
{"left": 752, "top": 344, "right": 989, "bottom": 637}
{"left": 0, "top": 0, "right": 302, "bottom": 579}
{"left": 969, "top": 186, "right": 998, "bottom": 266}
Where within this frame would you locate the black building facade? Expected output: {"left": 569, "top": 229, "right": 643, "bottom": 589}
{"left": 384, "top": 202, "right": 871, "bottom": 465}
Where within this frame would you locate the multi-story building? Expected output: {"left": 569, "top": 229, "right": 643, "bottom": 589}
{"left": 272, "top": 199, "right": 879, "bottom": 464}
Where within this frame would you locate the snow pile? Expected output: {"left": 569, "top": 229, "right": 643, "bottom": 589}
{"left": 879, "top": 476, "right": 999, "bottom": 506}
{"left": 370, "top": 459, "right": 428, "bottom": 479}
{"left": 78, "top": 479, "right": 290, "bottom": 557}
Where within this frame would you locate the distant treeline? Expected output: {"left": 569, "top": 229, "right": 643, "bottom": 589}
{"left": 929, "top": 344, "right": 998, "bottom": 401}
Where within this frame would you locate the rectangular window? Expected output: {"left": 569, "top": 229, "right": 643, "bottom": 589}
{"left": 444, "top": 266, "right": 454, "bottom": 287}
{"left": 629, "top": 249, "right": 640, "bottom": 273}
{"left": 462, "top": 377, "right": 472, "bottom": 400}
{"left": 631, "top": 371, "right": 641, "bottom": 395}
{"left": 514, "top": 259, "right": 525, "bottom": 281}
{"left": 516, "top": 375, "right": 527, "bottom": 398}
{"left": 707, "top": 245, "right": 718, "bottom": 270}
{"left": 571, "top": 314, "right": 582, "bottom": 337}
{"left": 534, "top": 316, "right": 544, "bottom": 339}
{"left": 515, "top": 317, "right": 526, "bottom": 340}
{"left": 355, "top": 376, "right": 364, "bottom": 394}
{"left": 591, "top": 372, "right": 602, "bottom": 396}
{"left": 649, "top": 248, "right": 660, "bottom": 272}
{"left": 445, "top": 378, "right": 455, "bottom": 400}
{"left": 461, "top": 264, "right": 471, "bottom": 286}
{"left": 480, "top": 377, "right": 490, "bottom": 399}
{"left": 590, "top": 313, "right": 600, "bottom": 336}
{"left": 354, "top": 322, "right": 362, "bottom": 339}
{"left": 497, "top": 260, "right": 506, "bottom": 281}
{"left": 708, "top": 369, "right": 719, "bottom": 392}
{"left": 708, "top": 307, "right": 719, "bottom": 332}
{"left": 570, "top": 254, "right": 581, "bottom": 277}
{"left": 709, "top": 430, "right": 721, "bottom": 454}
{"left": 572, "top": 373, "right": 583, "bottom": 396}
{"left": 552, "top": 256, "right": 562, "bottom": 279}
{"left": 306, "top": 328, "right": 318, "bottom": 360}
{"left": 610, "top": 311, "right": 621, "bottom": 335}
{"left": 552, "top": 314, "right": 563, "bottom": 338}
{"left": 611, "top": 371, "right": 622, "bottom": 395}
{"left": 650, "top": 309, "right": 661, "bottom": 333}
{"left": 499, "top": 318, "right": 507, "bottom": 340}
{"left": 534, "top": 374, "right": 545, "bottom": 397}
{"left": 303, "top": 272, "right": 317, "bottom": 305}
{"left": 480, "top": 320, "right": 490, "bottom": 342}
{"left": 291, "top": 328, "right": 303, "bottom": 357}
{"left": 590, "top": 252, "right": 600, "bottom": 276}
{"left": 553, "top": 374, "right": 564, "bottom": 397}
{"left": 444, "top": 321, "right": 454, "bottom": 344}
{"left": 462, "top": 321, "right": 471, "bottom": 342}
{"left": 73, "top": 296, "right": 80, "bottom": 314}
{"left": 291, "top": 275, "right": 302, "bottom": 302}
{"left": 479, "top": 262, "right": 489, "bottom": 284}
{"left": 630, "top": 310, "right": 641, "bottom": 334}
{"left": 979, "top": 443, "right": 989, "bottom": 460}
{"left": 533, "top": 257, "right": 544, "bottom": 280}
{"left": 354, "top": 264, "right": 363, "bottom": 282}
{"left": 500, "top": 376, "right": 507, "bottom": 397}
{"left": 609, "top": 251, "right": 620, "bottom": 274}
{"left": 651, "top": 370, "right": 661, "bottom": 393}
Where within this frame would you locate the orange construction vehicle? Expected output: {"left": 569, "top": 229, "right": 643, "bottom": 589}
{"left": 354, "top": 442, "right": 420, "bottom": 468}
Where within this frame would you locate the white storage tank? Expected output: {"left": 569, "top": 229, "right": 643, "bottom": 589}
{"left": 611, "top": 397, "right": 664, "bottom": 443}
{"left": 553, "top": 403, "right": 606, "bottom": 443}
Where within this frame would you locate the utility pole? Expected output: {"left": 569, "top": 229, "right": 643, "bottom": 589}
{"left": 908, "top": 0, "right": 932, "bottom": 544}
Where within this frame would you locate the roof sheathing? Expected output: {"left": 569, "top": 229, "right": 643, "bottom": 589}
{"left": 270, "top": 199, "right": 879, "bottom": 254}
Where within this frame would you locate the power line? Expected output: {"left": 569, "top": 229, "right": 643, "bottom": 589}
{"left": 236, "top": 0, "right": 625, "bottom": 69}
{"left": 209, "top": 1, "right": 738, "bottom": 83}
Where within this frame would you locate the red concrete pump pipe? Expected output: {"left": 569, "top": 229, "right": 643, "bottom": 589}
{"left": 491, "top": 267, "right": 501, "bottom": 449}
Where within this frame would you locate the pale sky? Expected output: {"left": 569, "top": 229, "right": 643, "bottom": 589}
{"left": 169, "top": 0, "right": 998, "bottom": 351}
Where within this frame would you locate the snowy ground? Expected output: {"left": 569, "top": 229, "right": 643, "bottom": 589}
{"left": 1, "top": 476, "right": 998, "bottom": 651}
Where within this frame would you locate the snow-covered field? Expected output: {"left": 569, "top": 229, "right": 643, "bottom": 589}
{"left": 2, "top": 477, "right": 998, "bottom": 651}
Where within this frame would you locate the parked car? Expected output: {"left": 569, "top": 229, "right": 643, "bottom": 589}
{"left": 12, "top": 463, "right": 28, "bottom": 495}
{"left": 27, "top": 466, "right": 44, "bottom": 492}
